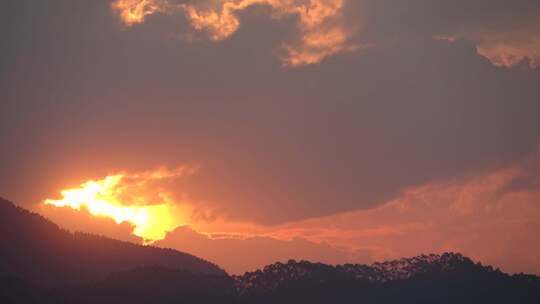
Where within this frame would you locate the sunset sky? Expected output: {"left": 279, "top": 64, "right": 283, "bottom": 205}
{"left": 1, "top": 0, "right": 540, "bottom": 275}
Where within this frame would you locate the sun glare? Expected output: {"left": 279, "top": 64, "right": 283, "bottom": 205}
{"left": 43, "top": 171, "right": 183, "bottom": 243}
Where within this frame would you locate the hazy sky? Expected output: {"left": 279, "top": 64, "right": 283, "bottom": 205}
{"left": 2, "top": 0, "right": 540, "bottom": 274}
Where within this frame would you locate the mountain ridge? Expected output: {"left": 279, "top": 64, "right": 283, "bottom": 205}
{"left": 0, "top": 197, "right": 225, "bottom": 288}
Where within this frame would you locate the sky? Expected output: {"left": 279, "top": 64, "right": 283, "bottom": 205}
{"left": 1, "top": 0, "right": 540, "bottom": 274}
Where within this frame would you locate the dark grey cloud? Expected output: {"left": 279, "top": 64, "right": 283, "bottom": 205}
{"left": 496, "top": 149, "right": 540, "bottom": 197}
{"left": 352, "top": 0, "right": 540, "bottom": 67}
{"left": 1, "top": 0, "right": 540, "bottom": 225}
{"left": 354, "top": 0, "right": 540, "bottom": 37}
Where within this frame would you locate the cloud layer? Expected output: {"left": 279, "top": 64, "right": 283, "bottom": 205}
{"left": 38, "top": 147, "right": 540, "bottom": 274}
{"left": 110, "top": 0, "right": 540, "bottom": 68}
{"left": 112, "top": 0, "right": 359, "bottom": 66}
{"left": 355, "top": 0, "right": 540, "bottom": 67}
{"left": 2, "top": 0, "right": 540, "bottom": 275}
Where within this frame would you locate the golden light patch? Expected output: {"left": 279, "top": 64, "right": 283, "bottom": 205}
{"left": 111, "top": 0, "right": 167, "bottom": 26}
{"left": 43, "top": 168, "right": 192, "bottom": 243}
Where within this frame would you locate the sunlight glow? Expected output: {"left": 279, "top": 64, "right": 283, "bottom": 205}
{"left": 43, "top": 169, "right": 188, "bottom": 243}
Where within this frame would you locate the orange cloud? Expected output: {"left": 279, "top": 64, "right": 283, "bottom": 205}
{"left": 156, "top": 226, "right": 352, "bottom": 274}
{"left": 282, "top": 26, "right": 360, "bottom": 66}
{"left": 271, "top": 147, "right": 540, "bottom": 273}
{"left": 435, "top": 30, "right": 540, "bottom": 68}
{"left": 111, "top": 0, "right": 360, "bottom": 66}
{"left": 179, "top": 146, "right": 540, "bottom": 274}
{"left": 475, "top": 35, "right": 540, "bottom": 68}
{"left": 112, "top": 0, "right": 170, "bottom": 26}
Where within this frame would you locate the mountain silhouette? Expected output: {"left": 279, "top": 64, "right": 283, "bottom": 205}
{"left": 0, "top": 197, "right": 224, "bottom": 288}
{"left": 0, "top": 275, "right": 54, "bottom": 304}
{"left": 1, "top": 197, "right": 539, "bottom": 303}
{"left": 58, "top": 266, "right": 237, "bottom": 304}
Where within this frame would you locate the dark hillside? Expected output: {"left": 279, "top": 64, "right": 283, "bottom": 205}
{"left": 58, "top": 266, "right": 237, "bottom": 304}
{"left": 0, "top": 197, "right": 224, "bottom": 288}
{"left": 1, "top": 197, "right": 539, "bottom": 304}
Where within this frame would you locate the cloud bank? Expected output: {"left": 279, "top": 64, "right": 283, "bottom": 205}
{"left": 111, "top": 0, "right": 540, "bottom": 68}
{"left": 112, "top": 0, "right": 360, "bottom": 66}
{"left": 38, "top": 147, "right": 540, "bottom": 274}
